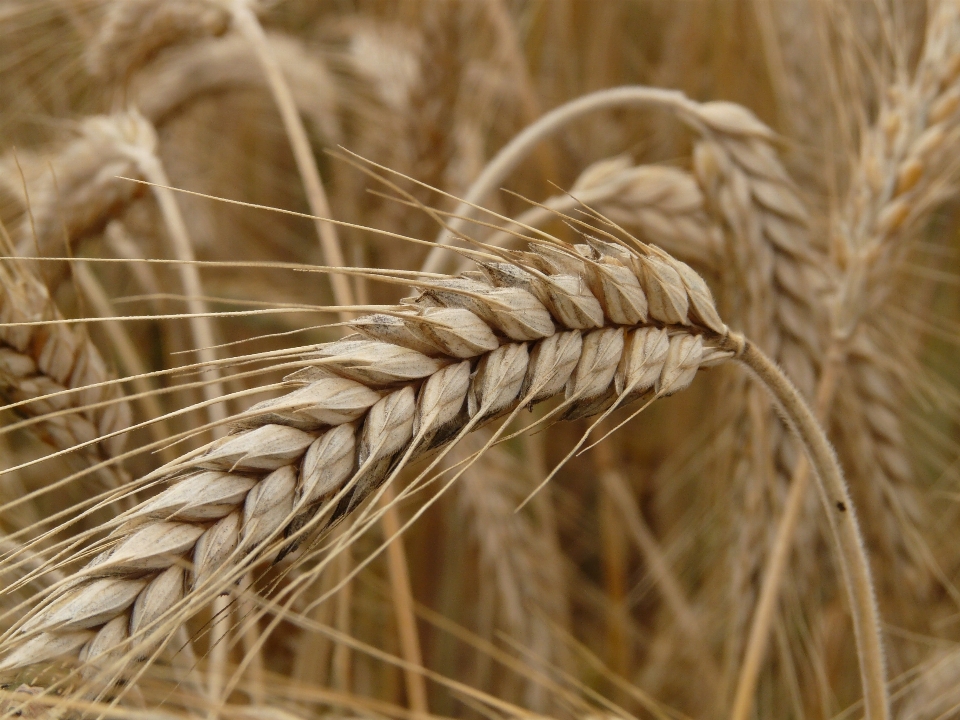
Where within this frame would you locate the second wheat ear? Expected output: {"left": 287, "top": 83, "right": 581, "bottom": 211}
{"left": 0, "top": 234, "right": 889, "bottom": 720}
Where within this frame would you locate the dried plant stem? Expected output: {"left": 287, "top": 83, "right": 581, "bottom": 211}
{"left": 379, "top": 484, "right": 429, "bottom": 715}
{"left": 207, "top": 594, "right": 230, "bottom": 717}
{"left": 729, "top": 350, "right": 841, "bottom": 720}
{"left": 332, "top": 548, "right": 353, "bottom": 692}
{"left": 732, "top": 338, "right": 889, "bottom": 720}
{"left": 132, "top": 149, "right": 232, "bottom": 707}
{"left": 423, "top": 86, "right": 690, "bottom": 273}
{"left": 72, "top": 262, "right": 175, "bottom": 463}
{"left": 130, "top": 152, "right": 228, "bottom": 428}
{"left": 229, "top": 1, "right": 352, "bottom": 311}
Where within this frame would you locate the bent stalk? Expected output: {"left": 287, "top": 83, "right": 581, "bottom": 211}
{"left": 727, "top": 336, "right": 889, "bottom": 720}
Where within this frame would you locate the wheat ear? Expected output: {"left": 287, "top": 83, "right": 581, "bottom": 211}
{"left": 0, "top": 230, "right": 886, "bottom": 716}
{"left": 0, "top": 250, "right": 131, "bottom": 492}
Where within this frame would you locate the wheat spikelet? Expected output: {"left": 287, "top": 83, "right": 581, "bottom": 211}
{"left": 0, "top": 234, "right": 735, "bottom": 677}
{"left": 85, "top": 0, "right": 230, "bottom": 83}
{"left": 0, "top": 254, "right": 131, "bottom": 490}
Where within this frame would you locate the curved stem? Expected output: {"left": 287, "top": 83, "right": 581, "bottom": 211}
{"left": 731, "top": 338, "right": 889, "bottom": 720}
{"left": 730, "top": 350, "right": 841, "bottom": 720}
{"left": 422, "top": 86, "right": 694, "bottom": 274}
{"left": 380, "top": 485, "right": 429, "bottom": 716}
{"left": 134, "top": 153, "right": 229, "bottom": 430}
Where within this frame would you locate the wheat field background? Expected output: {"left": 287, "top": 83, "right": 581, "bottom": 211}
{"left": 0, "top": 1, "right": 959, "bottom": 719}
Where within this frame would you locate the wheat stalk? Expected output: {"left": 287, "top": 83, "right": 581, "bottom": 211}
{"left": 0, "top": 226, "right": 887, "bottom": 717}
{"left": 80, "top": 111, "right": 229, "bottom": 431}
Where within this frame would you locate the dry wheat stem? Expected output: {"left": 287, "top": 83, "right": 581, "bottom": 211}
{"left": 127, "top": 149, "right": 240, "bottom": 706}
{"left": 122, "top": 134, "right": 228, "bottom": 431}
{"left": 731, "top": 338, "right": 888, "bottom": 720}
{"left": 0, "top": 228, "right": 885, "bottom": 716}
{"left": 228, "top": 0, "right": 353, "bottom": 313}
{"left": 71, "top": 262, "right": 174, "bottom": 463}
{"left": 729, "top": 348, "right": 842, "bottom": 720}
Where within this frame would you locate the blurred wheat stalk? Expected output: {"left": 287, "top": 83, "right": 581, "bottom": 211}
{"left": 0, "top": 1, "right": 958, "bottom": 719}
